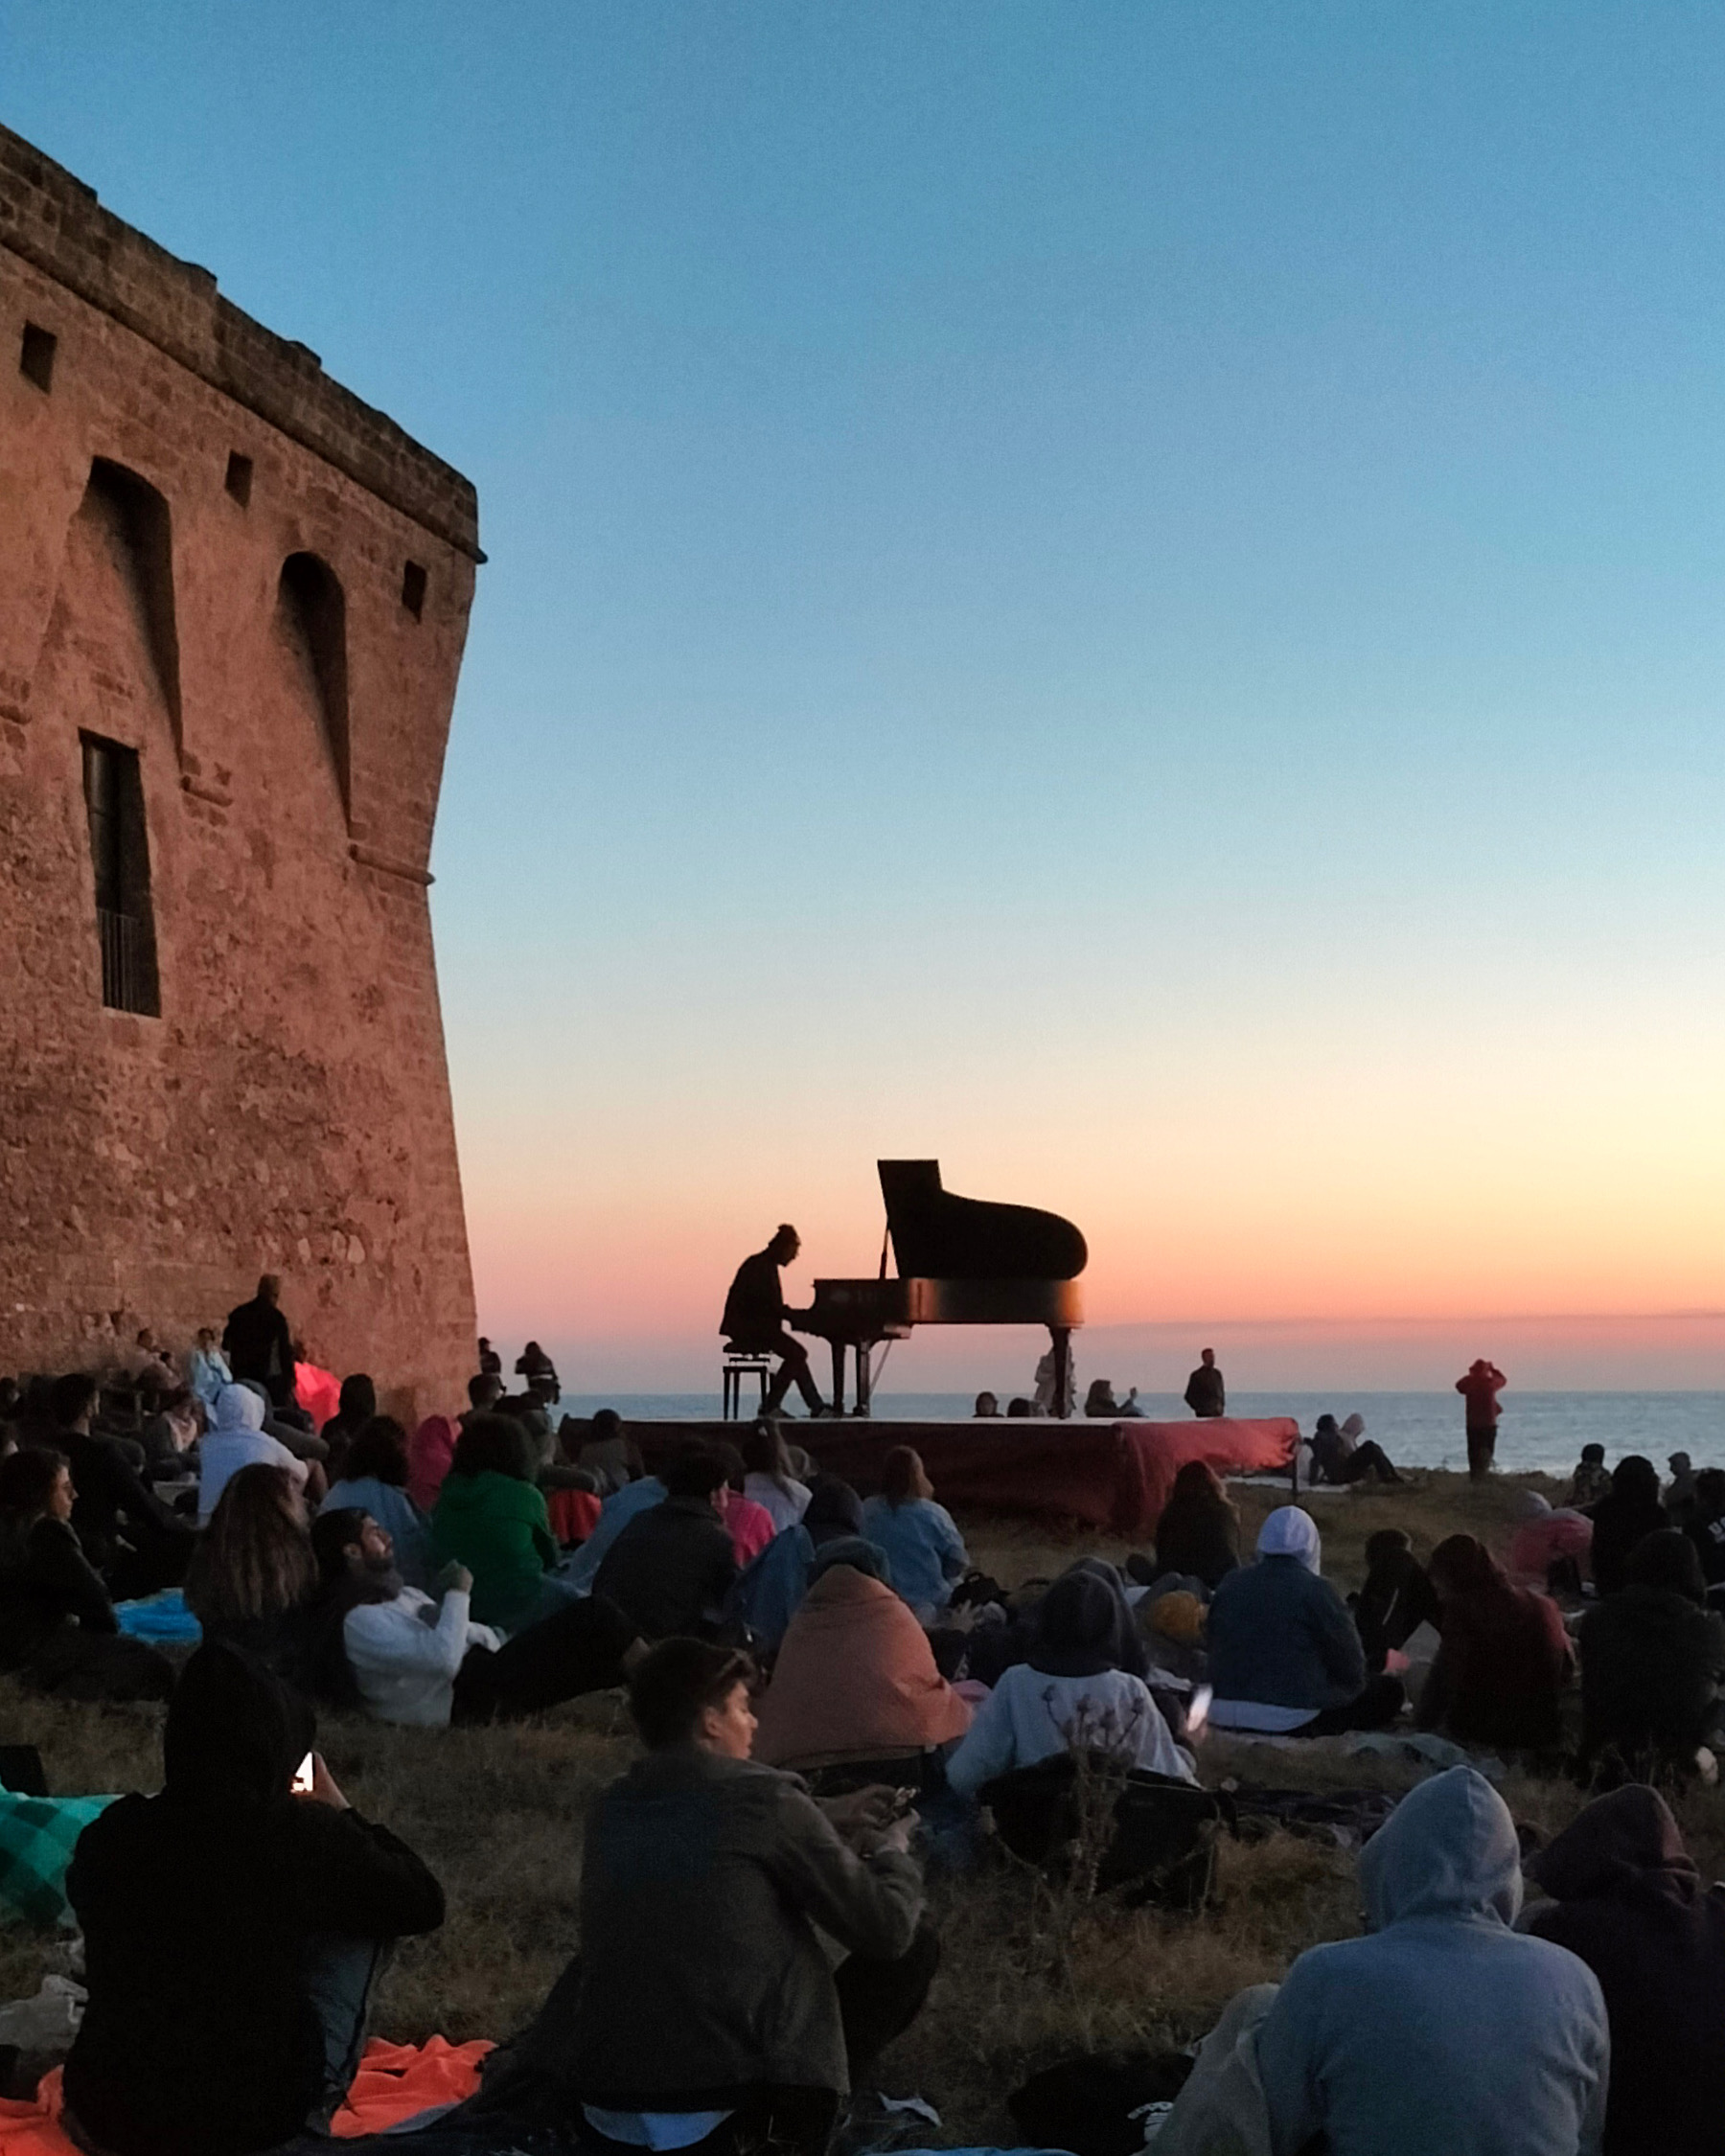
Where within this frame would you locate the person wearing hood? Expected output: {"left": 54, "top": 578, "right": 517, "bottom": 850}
{"left": 1207, "top": 1508, "right": 1403, "bottom": 1735}
{"left": 752, "top": 1542, "right": 972, "bottom": 1776}
{"left": 592, "top": 1446, "right": 740, "bottom": 1641}
{"left": 861, "top": 1448, "right": 968, "bottom": 1620}
{"left": 1416, "top": 1534, "right": 1573, "bottom": 1752}
{"left": 1307, "top": 1411, "right": 1401, "bottom": 1486}
{"left": 1588, "top": 1457, "right": 1668, "bottom": 1597}
{"left": 1507, "top": 1493, "right": 1594, "bottom": 1591}
{"left": 430, "top": 1411, "right": 573, "bottom": 1633}
{"left": 946, "top": 1569, "right": 1195, "bottom": 1800}
{"left": 1685, "top": 1467, "right": 1725, "bottom": 1600}
{"left": 62, "top": 1641, "right": 445, "bottom": 2156}
{"left": 727, "top": 1476, "right": 872, "bottom": 1652}
{"left": 1455, "top": 1358, "right": 1507, "bottom": 1480}
{"left": 406, "top": 1411, "right": 461, "bottom": 1514}
{"left": 198, "top": 1383, "right": 310, "bottom": 1525}
{"left": 1576, "top": 1528, "right": 1725, "bottom": 1773}
{"left": 1526, "top": 1785, "right": 1725, "bottom": 2155}
{"left": 1256, "top": 1766, "right": 1607, "bottom": 2155}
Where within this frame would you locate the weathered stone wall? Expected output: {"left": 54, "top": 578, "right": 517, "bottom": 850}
{"left": 0, "top": 123, "right": 479, "bottom": 1422}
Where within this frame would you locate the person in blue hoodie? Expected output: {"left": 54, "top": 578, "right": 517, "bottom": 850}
{"left": 1206, "top": 1507, "right": 1402, "bottom": 1735}
{"left": 1255, "top": 1766, "right": 1609, "bottom": 2156}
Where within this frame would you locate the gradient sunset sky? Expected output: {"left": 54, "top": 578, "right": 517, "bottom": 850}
{"left": 9, "top": 5, "right": 1723, "bottom": 1390}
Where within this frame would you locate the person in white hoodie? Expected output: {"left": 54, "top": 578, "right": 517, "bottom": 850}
{"left": 946, "top": 1568, "right": 1195, "bottom": 1799}
{"left": 309, "top": 1507, "right": 645, "bottom": 1728}
{"left": 197, "top": 1385, "right": 309, "bottom": 1525}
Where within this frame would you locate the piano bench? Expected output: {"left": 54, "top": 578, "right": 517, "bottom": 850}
{"left": 721, "top": 1350, "right": 773, "bottom": 1421}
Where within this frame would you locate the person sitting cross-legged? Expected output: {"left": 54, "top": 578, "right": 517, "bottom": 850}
{"left": 1206, "top": 1507, "right": 1404, "bottom": 1736}
{"left": 308, "top": 1508, "right": 644, "bottom": 1728}
{"left": 62, "top": 1641, "right": 446, "bottom": 2156}
{"left": 473, "top": 1639, "right": 936, "bottom": 2156}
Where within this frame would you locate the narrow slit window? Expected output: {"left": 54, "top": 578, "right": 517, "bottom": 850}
{"left": 80, "top": 735, "right": 161, "bottom": 1016}
{"left": 401, "top": 560, "right": 427, "bottom": 619}
{"left": 19, "top": 322, "right": 56, "bottom": 392}
{"left": 224, "top": 451, "right": 253, "bottom": 506}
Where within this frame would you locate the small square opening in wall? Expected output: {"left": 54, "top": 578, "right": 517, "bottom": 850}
{"left": 224, "top": 451, "right": 253, "bottom": 506}
{"left": 401, "top": 561, "right": 427, "bottom": 619}
{"left": 19, "top": 322, "right": 56, "bottom": 392}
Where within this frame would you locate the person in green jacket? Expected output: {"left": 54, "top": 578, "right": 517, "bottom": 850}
{"left": 430, "top": 1414, "right": 575, "bottom": 1634}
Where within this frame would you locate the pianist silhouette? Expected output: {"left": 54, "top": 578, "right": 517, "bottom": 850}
{"left": 722, "top": 1225, "right": 826, "bottom": 1418}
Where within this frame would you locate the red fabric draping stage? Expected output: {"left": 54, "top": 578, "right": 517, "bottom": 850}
{"left": 803, "top": 1416, "right": 1298, "bottom": 1536}
{"left": 627, "top": 1416, "right": 1297, "bottom": 1537}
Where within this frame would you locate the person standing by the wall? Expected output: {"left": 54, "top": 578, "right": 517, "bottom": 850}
{"left": 1456, "top": 1359, "right": 1506, "bottom": 1480}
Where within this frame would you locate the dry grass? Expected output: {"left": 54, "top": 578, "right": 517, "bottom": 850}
{"left": 3, "top": 1471, "right": 1723, "bottom": 2144}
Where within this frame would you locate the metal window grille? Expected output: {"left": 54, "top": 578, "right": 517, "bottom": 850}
{"left": 96, "top": 906, "right": 150, "bottom": 1014}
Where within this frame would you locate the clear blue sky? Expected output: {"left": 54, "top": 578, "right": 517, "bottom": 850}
{"left": 8, "top": 4, "right": 1723, "bottom": 1388}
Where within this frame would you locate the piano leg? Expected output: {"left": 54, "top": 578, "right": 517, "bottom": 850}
{"left": 828, "top": 1340, "right": 846, "bottom": 1416}
{"left": 855, "top": 1343, "right": 874, "bottom": 1418}
{"left": 1049, "top": 1326, "right": 1073, "bottom": 1420}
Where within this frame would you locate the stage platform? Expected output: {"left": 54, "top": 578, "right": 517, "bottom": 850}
{"left": 565, "top": 1413, "right": 1300, "bottom": 1538}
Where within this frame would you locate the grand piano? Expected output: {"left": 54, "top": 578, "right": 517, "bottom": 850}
{"left": 794, "top": 1159, "right": 1086, "bottom": 1417}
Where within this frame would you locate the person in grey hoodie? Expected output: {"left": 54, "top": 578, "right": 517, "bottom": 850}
{"left": 1255, "top": 1766, "right": 1609, "bottom": 2156}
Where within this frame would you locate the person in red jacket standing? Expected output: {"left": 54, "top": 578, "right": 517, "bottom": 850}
{"left": 1456, "top": 1358, "right": 1506, "bottom": 1479}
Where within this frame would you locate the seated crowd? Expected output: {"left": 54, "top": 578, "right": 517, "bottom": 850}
{"left": 2, "top": 1337, "right": 1724, "bottom": 2156}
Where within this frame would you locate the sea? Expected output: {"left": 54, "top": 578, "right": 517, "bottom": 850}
{"left": 555, "top": 1391, "right": 1725, "bottom": 1479}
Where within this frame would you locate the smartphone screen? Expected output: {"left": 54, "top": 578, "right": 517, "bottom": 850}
{"left": 290, "top": 1752, "right": 314, "bottom": 1795}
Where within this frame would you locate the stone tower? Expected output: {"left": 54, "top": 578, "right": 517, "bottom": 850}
{"left": 0, "top": 123, "right": 480, "bottom": 1419}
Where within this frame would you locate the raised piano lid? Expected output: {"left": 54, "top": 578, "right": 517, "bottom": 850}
{"left": 878, "top": 1159, "right": 1087, "bottom": 1283}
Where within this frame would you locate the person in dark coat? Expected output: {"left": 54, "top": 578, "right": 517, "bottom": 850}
{"left": 721, "top": 1226, "right": 825, "bottom": 1417}
{"left": 475, "top": 1638, "right": 930, "bottom": 2156}
{"left": 1182, "top": 1350, "right": 1225, "bottom": 1419}
{"left": 1417, "top": 1534, "right": 1572, "bottom": 1752}
{"left": 1151, "top": 1460, "right": 1241, "bottom": 1589}
{"left": 1588, "top": 1456, "right": 1669, "bottom": 1598}
{"left": 1353, "top": 1528, "right": 1440, "bottom": 1674}
{"left": 27, "top": 1373, "right": 193, "bottom": 1597}
{"left": 222, "top": 1275, "right": 298, "bottom": 1411}
{"left": 1525, "top": 1784, "right": 1725, "bottom": 2156}
{"left": 62, "top": 1642, "right": 445, "bottom": 2156}
{"left": 1577, "top": 1529, "right": 1725, "bottom": 1773}
{"left": 315, "top": 1374, "right": 378, "bottom": 1483}
{"left": 1684, "top": 1468, "right": 1725, "bottom": 1601}
{"left": 0, "top": 1448, "right": 173, "bottom": 1701}
{"left": 593, "top": 1447, "right": 740, "bottom": 1640}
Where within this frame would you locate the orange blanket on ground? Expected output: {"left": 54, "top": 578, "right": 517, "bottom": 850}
{"left": 0, "top": 2036, "right": 494, "bottom": 2154}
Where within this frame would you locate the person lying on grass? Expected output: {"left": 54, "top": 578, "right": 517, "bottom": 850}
{"left": 476, "top": 1638, "right": 935, "bottom": 2156}
{"left": 63, "top": 1640, "right": 445, "bottom": 2156}
{"left": 308, "top": 1506, "right": 645, "bottom": 1727}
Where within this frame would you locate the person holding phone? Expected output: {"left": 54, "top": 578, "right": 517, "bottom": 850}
{"left": 62, "top": 1641, "right": 444, "bottom": 2156}
{"left": 472, "top": 1639, "right": 936, "bottom": 2156}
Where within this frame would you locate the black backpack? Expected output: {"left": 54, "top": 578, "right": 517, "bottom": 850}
{"left": 977, "top": 1752, "right": 1230, "bottom": 1910}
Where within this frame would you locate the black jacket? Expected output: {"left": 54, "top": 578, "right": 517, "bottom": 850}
{"left": 721, "top": 1250, "right": 788, "bottom": 1348}
{"left": 50, "top": 1430, "right": 191, "bottom": 1571}
{"left": 223, "top": 1296, "right": 296, "bottom": 1391}
{"left": 1589, "top": 1497, "right": 1669, "bottom": 1599}
{"left": 1183, "top": 1365, "right": 1225, "bottom": 1418}
{"left": 1578, "top": 1586, "right": 1725, "bottom": 1763}
{"left": 0, "top": 1516, "right": 116, "bottom": 1664}
{"left": 63, "top": 1644, "right": 443, "bottom": 2156}
{"left": 594, "top": 1496, "right": 739, "bottom": 1640}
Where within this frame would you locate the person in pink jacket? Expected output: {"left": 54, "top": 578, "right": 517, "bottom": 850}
{"left": 407, "top": 1414, "right": 460, "bottom": 1514}
{"left": 1456, "top": 1358, "right": 1506, "bottom": 1479}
